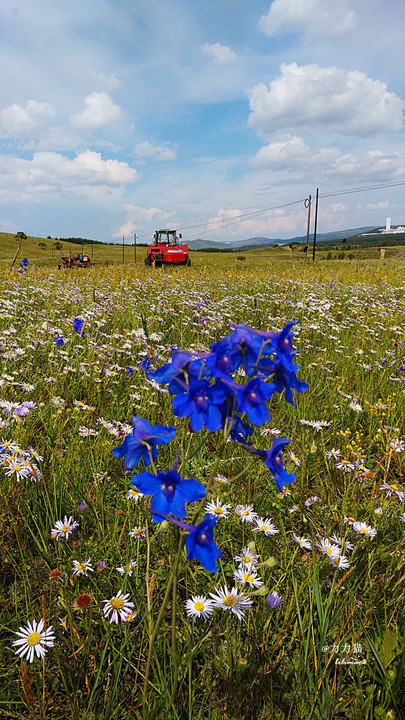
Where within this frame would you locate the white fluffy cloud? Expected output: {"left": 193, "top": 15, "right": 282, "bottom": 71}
{"left": 250, "top": 135, "right": 340, "bottom": 169}
{"left": 71, "top": 92, "right": 123, "bottom": 132}
{"left": 134, "top": 141, "right": 177, "bottom": 161}
{"left": 206, "top": 207, "right": 300, "bottom": 238}
{"left": 0, "top": 150, "right": 138, "bottom": 203}
{"left": 201, "top": 43, "right": 237, "bottom": 64}
{"left": 259, "top": 0, "right": 355, "bottom": 39}
{"left": 250, "top": 134, "right": 405, "bottom": 184}
{"left": 0, "top": 100, "right": 56, "bottom": 138}
{"left": 113, "top": 204, "right": 175, "bottom": 238}
{"left": 248, "top": 63, "right": 404, "bottom": 138}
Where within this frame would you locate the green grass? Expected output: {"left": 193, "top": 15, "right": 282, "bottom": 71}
{"left": 0, "top": 253, "right": 404, "bottom": 719}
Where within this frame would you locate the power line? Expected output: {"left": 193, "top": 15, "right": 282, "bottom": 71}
{"left": 320, "top": 179, "right": 405, "bottom": 199}
{"left": 134, "top": 177, "right": 405, "bottom": 241}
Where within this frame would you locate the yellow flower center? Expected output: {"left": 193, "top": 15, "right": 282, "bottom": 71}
{"left": 390, "top": 484, "right": 398, "bottom": 491}
{"left": 360, "top": 528, "right": 368, "bottom": 534}
{"left": 27, "top": 632, "right": 41, "bottom": 646}
{"left": 61, "top": 525, "right": 70, "bottom": 533}
{"left": 223, "top": 595, "right": 237, "bottom": 607}
{"left": 214, "top": 508, "right": 223, "bottom": 515}
{"left": 77, "top": 563, "right": 85, "bottom": 571}
{"left": 194, "top": 602, "right": 205, "bottom": 612}
{"left": 110, "top": 598, "right": 124, "bottom": 610}
{"left": 245, "top": 575, "right": 254, "bottom": 583}
{"left": 200, "top": 533, "right": 206, "bottom": 541}
{"left": 243, "top": 555, "right": 251, "bottom": 563}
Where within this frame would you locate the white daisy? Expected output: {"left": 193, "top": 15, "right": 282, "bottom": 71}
{"left": 116, "top": 560, "right": 137, "bottom": 576}
{"left": 51, "top": 516, "right": 79, "bottom": 541}
{"left": 128, "top": 526, "right": 146, "bottom": 539}
{"left": 390, "top": 439, "right": 405, "bottom": 453}
{"left": 234, "top": 546, "right": 260, "bottom": 567}
{"left": 235, "top": 504, "right": 258, "bottom": 523}
{"left": 352, "top": 522, "right": 377, "bottom": 538}
{"left": 72, "top": 559, "right": 93, "bottom": 576}
{"left": 185, "top": 595, "right": 215, "bottom": 620}
{"left": 328, "top": 554, "right": 350, "bottom": 570}
{"left": 205, "top": 498, "right": 231, "bottom": 519}
{"left": 292, "top": 534, "right": 312, "bottom": 550}
{"left": 328, "top": 535, "right": 354, "bottom": 552}
{"left": 234, "top": 566, "right": 263, "bottom": 588}
{"left": 12, "top": 619, "right": 55, "bottom": 663}
{"left": 102, "top": 591, "right": 134, "bottom": 624}
{"left": 316, "top": 539, "right": 341, "bottom": 558}
{"left": 252, "top": 518, "right": 279, "bottom": 536}
{"left": 380, "top": 483, "right": 405, "bottom": 502}
{"left": 127, "top": 488, "right": 144, "bottom": 501}
{"left": 209, "top": 586, "right": 253, "bottom": 621}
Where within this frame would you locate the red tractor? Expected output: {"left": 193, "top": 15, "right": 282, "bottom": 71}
{"left": 145, "top": 229, "right": 191, "bottom": 268}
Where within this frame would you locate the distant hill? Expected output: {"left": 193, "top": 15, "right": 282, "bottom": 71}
{"left": 186, "top": 226, "right": 378, "bottom": 251}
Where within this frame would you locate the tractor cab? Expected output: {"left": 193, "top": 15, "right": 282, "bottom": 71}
{"left": 153, "top": 229, "right": 181, "bottom": 246}
{"left": 145, "top": 229, "right": 190, "bottom": 267}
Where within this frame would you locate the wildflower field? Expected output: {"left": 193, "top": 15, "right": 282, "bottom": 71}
{"left": 0, "top": 253, "right": 404, "bottom": 720}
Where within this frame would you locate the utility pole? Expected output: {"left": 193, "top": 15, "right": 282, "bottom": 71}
{"left": 304, "top": 195, "right": 311, "bottom": 262}
{"left": 122, "top": 236, "right": 125, "bottom": 263}
{"left": 312, "top": 188, "right": 319, "bottom": 263}
{"left": 134, "top": 233, "right": 137, "bottom": 263}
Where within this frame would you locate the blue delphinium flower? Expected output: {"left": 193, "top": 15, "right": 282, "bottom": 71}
{"left": 154, "top": 512, "right": 222, "bottom": 572}
{"left": 130, "top": 467, "right": 206, "bottom": 523}
{"left": 53, "top": 333, "right": 64, "bottom": 347}
{"left": 172, "top": 379, "right": 226, "bottom": 432}
{"left": 73, "top": 317, "right": 85, "bottom": 336}
{"left": 210, "top": 325, "right": 262, "bottom": 376}
{"left": 233, "top": 377, "right": 275, "bottom": 425}
{"left": 242, "top": 437, "right": 296, "bottom": 492}
{"left": 149, "top": 351, "right": 205, "bottom": 395}
{"left": 112, "top": 416, "right": 176, "bottom": 471}
{"left": 139, "top": 358, "right": 152, "bottom": 373}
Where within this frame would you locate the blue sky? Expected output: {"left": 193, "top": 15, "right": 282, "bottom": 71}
{"left": 1, "top": 0, "right": 405, "bottom": 243}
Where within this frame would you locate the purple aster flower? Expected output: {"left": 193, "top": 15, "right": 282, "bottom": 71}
{"left": 112, "top": 416, "right": 176, "bottom": 470}
{"left": 266, "top": 591, "right": 283, "bottom": 608}
{"left": 131, "top": 465, "right": 206, "bottom": 523}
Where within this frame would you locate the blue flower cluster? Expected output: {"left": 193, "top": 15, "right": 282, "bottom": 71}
{"left": 112, "top": 321, "right": 307, "bottom": 572}
{"left": 149, "top": 321, "right": 307, "bottom": 490}
{"left": 17, "top": 258, "right": 29, "bottom": 274}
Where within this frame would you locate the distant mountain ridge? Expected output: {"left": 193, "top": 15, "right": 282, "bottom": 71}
{"left": 186, "top": 226, "right": 378, "bottom": 251}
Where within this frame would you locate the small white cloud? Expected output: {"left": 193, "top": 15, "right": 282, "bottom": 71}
{"left": 260, "top": 0, "right": 355, "bottom": 39}
{"left": 201, "top": 42, "right": 237, "bottom": 64}
{"left": 113, "top": 204, "right": 175, "bottom": 238}
{"left": 249, "top": 135, "right": 340, "bottom": 170}
{"left": 366, "top": 201, "right": 389, "bottom": 211}
{"left": 78, "top": 68, "right": 121, "bottom": 91}
{"left": 0, "top": 100, "right": 56, "bottom": 138}
{"left": 248, "top": 63, "right": 404, "bottom": 138}
{"left": 134, "top": 140, "right": 177, "bottom": 161}
{"left": 0, "top": 150, "right": 138, "bottom": 205}
{"left": 71, "top": 92, "right": 123, "bottom": 132}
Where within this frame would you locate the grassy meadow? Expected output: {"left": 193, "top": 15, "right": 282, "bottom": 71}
{"left": 0, "top": 238, "right": 404, "bottom": 720}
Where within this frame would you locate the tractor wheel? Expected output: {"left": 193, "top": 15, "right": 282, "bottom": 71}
{"left": 186, "top": 258, "right": 191, "bottom": 267}
{"left": 145, "top": 256, "right": 151, "bottom": 266}
{"left": 155, "top": 261, "right": 162, "bottom": 268}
